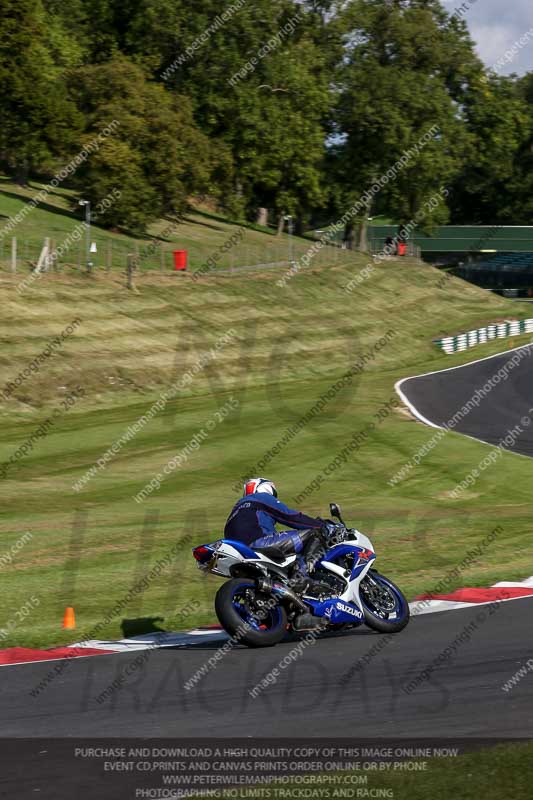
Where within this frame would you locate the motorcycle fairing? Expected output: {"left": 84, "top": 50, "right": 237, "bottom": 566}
{"left": 194, "top": 539, "right": 297, "bottom": 577}
{"left": 304, "top": 596, "right": 365, "bottom": 625}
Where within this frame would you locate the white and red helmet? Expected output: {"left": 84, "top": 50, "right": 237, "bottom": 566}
{"left": 243, "top": 477, "right": 278, "bottom": 498}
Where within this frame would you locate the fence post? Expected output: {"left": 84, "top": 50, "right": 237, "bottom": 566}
{"left": 44, "top": 237, "right": 51, "bottom": 272}
{"left": 11, "top": 237, "right": 16, "bottom": 273}
{"left": 50, "top": 239, "right": 57, "bottom": 272}
{"left": 34, "top": 239, "right": 49, "bottom": 274}
{"left": 127, "top": 254, "right": 137, "bottom": 290}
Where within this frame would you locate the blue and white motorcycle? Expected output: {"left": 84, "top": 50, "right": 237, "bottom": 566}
{"left": 192, "top": 503, "right": 410, "bottom": 648}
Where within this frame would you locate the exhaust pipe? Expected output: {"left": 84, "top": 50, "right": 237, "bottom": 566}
{"left": 257, "top": 577, "right": 307, "bottom": 612}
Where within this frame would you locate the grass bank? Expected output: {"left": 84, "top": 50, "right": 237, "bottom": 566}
{"left": 0, "top": 255, "right": 531, "bottom": 648}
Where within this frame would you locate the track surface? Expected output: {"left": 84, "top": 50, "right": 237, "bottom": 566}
{"left": 2, "top": 597, "right": 532, "bottom": 738}
{"left": 397, "top": 344, "right": 533, "bottom": 456}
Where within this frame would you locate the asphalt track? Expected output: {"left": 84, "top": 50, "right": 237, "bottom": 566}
{"left": 396, "top": 344, "right": 533, "bottom": 456}
{"left": 2, "top": 597, "right": 532, "bottom": 739}
{"left": 3, "top": 346, "right": 533, "bottom": 795}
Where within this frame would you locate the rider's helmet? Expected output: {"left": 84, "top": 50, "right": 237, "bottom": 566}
{"left": 243, "top": 477, "right": 278, "bottom": 498}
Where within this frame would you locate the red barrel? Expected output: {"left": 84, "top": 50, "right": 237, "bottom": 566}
{"left": 397, "top": 242, "right": 407, "bottom": 257}
{"left": 173, "top": 250, "right": 188, "bottom": 270}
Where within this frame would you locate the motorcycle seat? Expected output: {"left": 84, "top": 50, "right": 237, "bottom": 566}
{"left": 254, "top": 546, "right": 290, "bottom": 564}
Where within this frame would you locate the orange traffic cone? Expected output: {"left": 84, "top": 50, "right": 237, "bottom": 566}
{"left": 62, "top": 607, "right": 76, "bottom": 630}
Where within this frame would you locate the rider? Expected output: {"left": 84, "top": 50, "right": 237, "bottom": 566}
{"left": 224, "top": 477, "right": 328, "bottom": 587}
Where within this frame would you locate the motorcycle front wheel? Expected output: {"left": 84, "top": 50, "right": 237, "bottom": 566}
{"left": 215, "top": 578, "right": 287, "bottom": 648}
{"left": 359, "top": 571, "right": 410, "bottom": 633}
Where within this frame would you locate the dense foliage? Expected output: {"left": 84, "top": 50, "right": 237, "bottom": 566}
{"left": 0, "top": 0, "right": 531, "bottom": 235}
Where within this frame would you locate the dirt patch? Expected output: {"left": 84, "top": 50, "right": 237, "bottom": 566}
{"left": 436, "top": 490, "right": 480, "bottom": 501}
{"left": 395, "top": 405, "right": 417, "bottom": 421}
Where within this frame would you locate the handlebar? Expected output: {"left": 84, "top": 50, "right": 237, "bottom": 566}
{"left": 322, "top": 521, "right": 347, "bottom": 545}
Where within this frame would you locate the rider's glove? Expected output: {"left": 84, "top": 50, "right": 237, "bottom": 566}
{"left": 322, "top": 521, "right": 343, "bottom": 542}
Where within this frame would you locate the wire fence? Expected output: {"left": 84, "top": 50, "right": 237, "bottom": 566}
{"left": 369, "top": 240, "right": 421, "bottom": 259}
{"left": 0, "top": 234, "right": 362, "bottom": 278}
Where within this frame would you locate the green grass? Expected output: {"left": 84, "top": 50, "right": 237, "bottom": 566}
{"left": 0, "top": 176, "right": 348, "bottom": 273}
{"left": 238, "top": 742, "right": 533, "bottom": 800}
{"left": 381, "top": 742, "right": 533, "bottom": 799}
{"left": 0, "top": 247, "right": 531, "bottom": 648}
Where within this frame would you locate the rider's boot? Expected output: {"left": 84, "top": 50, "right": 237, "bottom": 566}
{"left": 303, "top": 537, "right": 326, "bottom": 573}
{"left": 290, "top": 557, "right": 330, "bottom": 597}
{"left": 289, "top": 559, "right": 312, "bottom": 593}
{"left": 290, "top": 532, "right": 327, "bottom": 591}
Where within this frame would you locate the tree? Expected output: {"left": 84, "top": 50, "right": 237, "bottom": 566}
{"left": 69, "top": 56, "right": 228, "bottom": 230}
{"left": 74, "top": 0, "right": 187, "bottom": 72}
{"left": 449, "top": 73, "right": 531, "bottom": 223}
{"left": 330, "top": 0, "right": 483, "bottom": 247}
{"left": 229, "top": 37, "right": 330, "bottom": 231}
{"left": 0, "top": 0, "right": 81, "bottom": 183}
{"left": 160, "top": 0, "right": 331, "bottom": 227}
{"left": 509, "top": 72, "right": 533, "bottom": 223}
{"left": 42, "top": 0, "right": 87, "bottom": 68}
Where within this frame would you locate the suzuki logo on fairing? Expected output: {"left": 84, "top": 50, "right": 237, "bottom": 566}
{"left": 337, "top": 601, "right": 362, "bottom": 618}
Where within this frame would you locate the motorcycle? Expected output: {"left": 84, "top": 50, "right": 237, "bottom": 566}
{"left": 192, "top": 503, "right": 410, "bottom": 648}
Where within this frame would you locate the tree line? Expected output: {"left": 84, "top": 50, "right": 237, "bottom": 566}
{"left": 1, "top": 0, "right": 532, "bottom": 241}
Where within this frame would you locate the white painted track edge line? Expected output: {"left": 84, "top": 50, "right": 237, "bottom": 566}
{"left": 398, "top": 341, "right": 533, "bottom": 383}
{"left": 410, "top": 592, "right": 533, "bottom": 615}
{"left": 394, "top": 377, "right": 443, "bottom": 430}
{"left": 394, "top": 343, "right": 533, "bottom": 458}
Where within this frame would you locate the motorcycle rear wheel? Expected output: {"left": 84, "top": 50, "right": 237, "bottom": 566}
{"left": 215, "top": 578, "right": 287, "bottom": 648}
